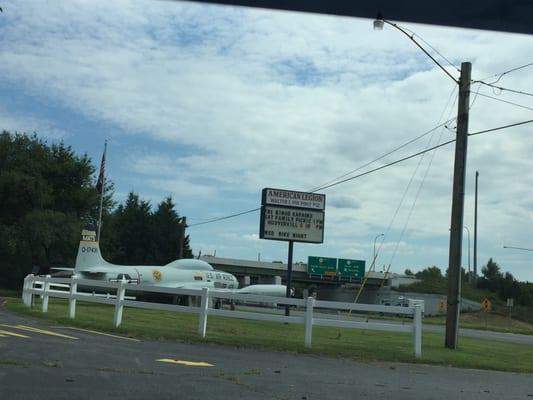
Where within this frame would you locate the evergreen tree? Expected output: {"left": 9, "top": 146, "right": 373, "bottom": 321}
{"left": 103, "top": 194, "right": 193, "bottom": 265}
{"left": 107, "top": 192, "right": 155, "bottom": 265}
{"left": 152, "top": 197, "right": 189, "bottom": 264}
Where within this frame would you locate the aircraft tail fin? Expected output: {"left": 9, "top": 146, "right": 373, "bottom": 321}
{"left": 74, "top": 230, "right": 111, "bottom": 271}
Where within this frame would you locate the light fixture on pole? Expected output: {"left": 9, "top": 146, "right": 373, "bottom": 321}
{"left": 372, "top": 14, "right": 459, "bottom": 84}
{"left": 503, "top": 246, "right": 533, "bottom": 252}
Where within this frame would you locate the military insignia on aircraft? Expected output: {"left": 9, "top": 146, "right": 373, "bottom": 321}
{"left": 152, "top": 269, "right": 162, "bottom": 281}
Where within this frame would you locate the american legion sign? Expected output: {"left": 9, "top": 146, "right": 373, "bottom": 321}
{"left": 259, "top": 188, "right": 325, "bottom": 244}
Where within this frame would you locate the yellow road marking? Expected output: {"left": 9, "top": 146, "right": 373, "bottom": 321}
{"left": 0, "top": 329, "right": 30, "bottom": 338}
{"left": 56, "top": 327, "right": 140, "bottom": 342}
{"left": 0, "top": 325, "right": 78, "bottom": 340}
{"left": 156, "top": 358, "right": 214, "bottom": 367}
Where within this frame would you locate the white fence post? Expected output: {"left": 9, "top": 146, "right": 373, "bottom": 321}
{"left": 22, "top": 275, "right": 30, "bottom": 306}
{"left": 42, "top": 275, "right": 51, "bottom": 313}
{"left": 24, "top": 274, "right": 35, "bottom": 307}
{"left": 68, "top": 276, "right": 78, "bottom": 319}
{"left": 113, "top": 282, "right": 126, "bottom": 328}
{"left": 198, "top": 287, "right": 209, "bottom": 338}
{"left": 304, "top": 296, "right": 315, "bottom": 348}
{"left": 413, "top": 304, "right": 422, "bottom": 358}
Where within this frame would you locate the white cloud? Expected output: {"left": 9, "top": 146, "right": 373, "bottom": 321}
{"left": 0, "top": 107, "right": 68, "bottom": 140}
{"left": 2, "top": 0, "right": 533, "bottom": 279}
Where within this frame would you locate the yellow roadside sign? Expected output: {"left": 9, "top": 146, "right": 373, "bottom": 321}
{"left": 481, "top": 298, "right": 492, "bottom": 312}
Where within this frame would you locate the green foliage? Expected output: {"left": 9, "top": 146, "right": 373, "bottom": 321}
{"left": 101, "top": 193, "right": 192, "bottom": 265}
{"left": 477, "top": 258, "right": 533, "bottom": 306}
{"left": 415, "top": 266, "right": 443, "bottom": 279}
{"left": 0, "top": 131, "right": 193, "bottom": 288}
{"left": 401, "top": 259, "right": 533, "bottom": 323}
{"left": 0, "top": 132, "right": 100, "bottom": 287}
{"left": 152, "top": 197, "right": 193, "bottom": 263}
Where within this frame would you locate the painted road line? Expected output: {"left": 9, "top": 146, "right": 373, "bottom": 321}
{"left": 157, "top": 358, "right": 214, "bottom": 367}
{"left": 0, "top": 325, "right": 79, "bottom": 340}
{"left": 0, "top": 329, "right": 30, "bottom": 338}
{"left": 56, "top": 326, "right": 141, "bottom": 342}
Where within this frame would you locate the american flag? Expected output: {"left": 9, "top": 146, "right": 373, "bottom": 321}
{"left": 96, "top": 142, "right": 107, "bottom": 194}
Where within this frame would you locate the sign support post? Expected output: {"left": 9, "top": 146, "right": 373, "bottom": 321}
{"left": 285, "top": 240, "right": 294, "bottom": 316}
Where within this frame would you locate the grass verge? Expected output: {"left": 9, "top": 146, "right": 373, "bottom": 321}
{"left": 424, "top": 311, "right": 533, "bottom": 335}
{"left": 4, "top": 297, "right": 533, "bottom": 373}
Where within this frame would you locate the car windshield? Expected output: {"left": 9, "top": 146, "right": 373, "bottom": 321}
{"left": 2, "top": 1, "right": 533, "bottom": 399}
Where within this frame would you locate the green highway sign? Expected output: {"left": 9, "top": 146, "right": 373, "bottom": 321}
{"left": 308, "top": 256, "right": 337, "bottom": 276}
{"left": 338, "top": 258, "right": 365, "bottom": 278}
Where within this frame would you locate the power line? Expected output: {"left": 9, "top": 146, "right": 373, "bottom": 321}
{"left": 188, "top": 117, "right": 533, "bottom": 229}
{"left": 188, "top": 136, "right": 458, "bottom": 228}
{"left": 468, "top": 119, "right": 533, "bottom": 137}
{"left": 316, "top": 139, "right": 456, "bottom": 192}
{"left": 309, "top": 117, "right": 456, "bottom": 193}
{"left": 469, "top": 82, "right": 483, "bottom": 110}
{"left": 381, "top": 20, "right": 459, "bottom": 84}
{"left": 473, "top": 80, "right": 533, "bottom": 98}
{"left": 188, "top": 207, "right": 261, "bottom": 227}
{"left": 477, "top": 62, "right": 533, "bottom": 83}
{"left": 385, "top": 87, "right": 458, "bottom": 268}
{"left": 188, "top": 118, "right": 456, "bottom": 228}
{"left": 398, "top": 26, "right": 460, "bottom": 72}
{"left": 375, "top": 84, "right": 457, "bottom": 266}
{"left": 475, "top": 92, "right": 533, "bottom": 112}
{"left": 187, "top": 117, "right": 531, "bottom": 229}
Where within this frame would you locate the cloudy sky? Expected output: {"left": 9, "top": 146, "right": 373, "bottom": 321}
{"left": 2, "top": 1, "right": 533, "bottom": 281}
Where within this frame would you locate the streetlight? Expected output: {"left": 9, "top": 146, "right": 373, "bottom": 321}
{"left": 373, "top": 233, "right": 384, "bottom": 267}
{"left": 373, "top": 14, "right": 459, "bottom": 83}
{"left": 374, "top": 14, "right": 470, "bottom": 349}
{"left": 503, "top": 246, "right": 533, "bottom": 252}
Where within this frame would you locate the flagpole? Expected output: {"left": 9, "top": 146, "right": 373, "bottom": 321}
{"left": 97, "top": 140, "right": 107, "bottom": 242}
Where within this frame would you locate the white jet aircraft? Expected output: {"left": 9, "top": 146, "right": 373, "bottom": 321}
{"left": 73, "top": 229, "right": 287, "bottom": 297}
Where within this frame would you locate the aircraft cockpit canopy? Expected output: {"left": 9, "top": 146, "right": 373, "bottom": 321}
{"left": 165, "top": 259, "right": 214, "bottom": 271}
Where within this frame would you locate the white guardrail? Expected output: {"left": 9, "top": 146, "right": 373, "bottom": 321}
{"left": 22, "top": 274, "right": 423, "bottom": 357}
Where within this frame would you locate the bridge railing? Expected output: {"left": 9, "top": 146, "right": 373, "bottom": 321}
{"left": 22, "top": 274, "right": 422, "bottom": 357}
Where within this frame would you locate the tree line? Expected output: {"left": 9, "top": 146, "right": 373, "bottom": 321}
{"left": 0, "top": 131, "right": 192, "bottom": 289}
{"left": 404, "top": 259, "right": 533, "bottom": 307}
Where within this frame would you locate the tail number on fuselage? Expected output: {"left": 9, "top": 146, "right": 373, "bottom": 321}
{"left": 81, "top": 247, "right": 98, "bottom": 253}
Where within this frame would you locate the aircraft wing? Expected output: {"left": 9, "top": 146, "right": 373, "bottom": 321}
{"left": 76, "top": 268, "right": 108, "bottom": 275}
{"left": 153, "top": 282, "right": 207, "bottom": 290}
{"left": 50, "top": 267, "right": 74, "bottom": 271}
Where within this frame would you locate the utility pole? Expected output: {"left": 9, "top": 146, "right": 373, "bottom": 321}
{"left": 445, "top": 62, "right": 472, "bottom": 349}
{"left": 474, "top": 171, "right": 479, "bottom": 282}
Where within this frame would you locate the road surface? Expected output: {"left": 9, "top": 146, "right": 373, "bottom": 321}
{"left": 0, "top": 303, "right": 532, "bottom": 400}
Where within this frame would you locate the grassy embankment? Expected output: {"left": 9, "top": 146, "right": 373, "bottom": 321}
{"left": 3, "top": 296, "right": 533, "bottom": 373}
{"left": 424, "top": 311, "right": 533, "bottom": 335}
{"left": 398, "top": 278, "right": 533, "bottom": 333}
